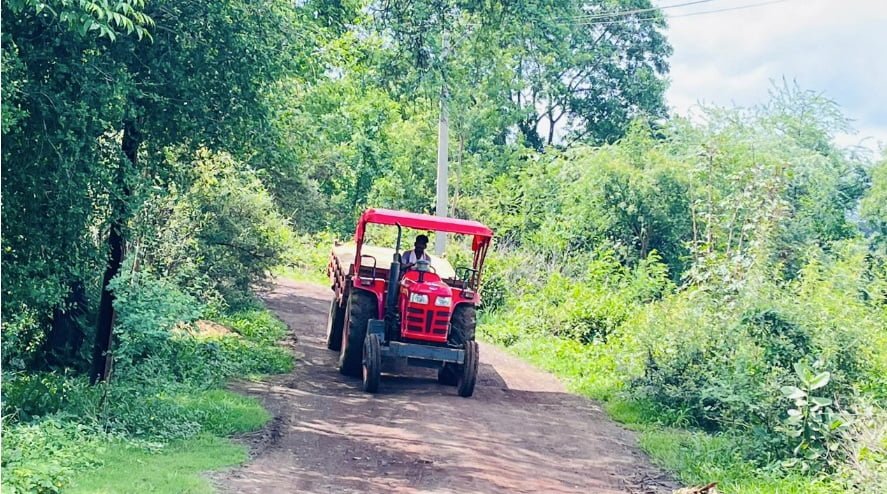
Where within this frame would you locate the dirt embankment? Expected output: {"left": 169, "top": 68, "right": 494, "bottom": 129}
{"left": 214, "top": 278, "right": 677, "bottom": 493}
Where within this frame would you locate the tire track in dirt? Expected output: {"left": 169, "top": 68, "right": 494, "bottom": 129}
{"left": 214, "top": 278, "right": 677, "bottom": 493}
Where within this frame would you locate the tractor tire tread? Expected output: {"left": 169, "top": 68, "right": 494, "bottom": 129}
{"left": 339, "top": 291, "right": 375, "bottom": 377}
{"left": 457, "top": 341, "right": 479, "bottom": 397}
{"left": 362, "top": 333, "right": 381, "bottom": 393}
{"left": 326, "top": 298, "right": 346, "bottom": 351}
{"left": 450, "top": 304, "right": 477, "bottom": 345}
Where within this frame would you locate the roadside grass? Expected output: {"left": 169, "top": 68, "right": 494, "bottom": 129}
{"left": 273, "top": 264, "right": 327, "bottom": 285}
{"left": 481, "top": 331, "right": 841, "bottom": 494}
{"left": 65, "top": 435, "right": 246, "bottom": 494}
{"left": 274, "top": 232, "right": 335, "bottom": 285}
{"left": 2, "top": 307, "right": 288, "bottom": 494}
{"left": 173, "top": 389, "right": 271, "bottom": 437}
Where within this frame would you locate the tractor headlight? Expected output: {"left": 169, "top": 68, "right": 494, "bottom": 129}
{"left": 409, "top": 293, "right": 429, "bottom": 305}
{"left": 434, "top": 296, "right": 452, "bottom": 307}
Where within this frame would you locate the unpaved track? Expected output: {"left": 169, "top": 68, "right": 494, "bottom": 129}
{"left": 215, "top": 278, "right": 677, "bottom": 493}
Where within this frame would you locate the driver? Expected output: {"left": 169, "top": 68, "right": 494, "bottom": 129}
{"left": 401, "top": 234, "right": 430, "bottom": 269}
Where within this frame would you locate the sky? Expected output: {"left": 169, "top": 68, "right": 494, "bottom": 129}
{"left": 657, "top": 0, "right": 887, "bottom": 152}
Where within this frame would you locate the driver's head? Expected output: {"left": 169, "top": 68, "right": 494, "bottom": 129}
{"left": 414, "top": 234, "right": 429, "bottom": 255}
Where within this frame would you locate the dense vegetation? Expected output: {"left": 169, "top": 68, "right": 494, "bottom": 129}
{"left": 3, "top": 0, "right": 885, "bottom": 492}
{"left": 471, "top": 97, "right": 887, "bottom": 492}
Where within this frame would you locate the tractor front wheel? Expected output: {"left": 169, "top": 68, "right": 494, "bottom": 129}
{"left": 449, "top": 304, "right": 476, "bottom": 345}
{"left": 362, "top": 334, "right": 382, "bottom": 393}
{"left": 457, "top": 341, "right": 479, "bottom": 397}
{"left": 339, "top": 291, "right": 375, "bottom": 376}
{"left": 326, "top": 298, "right": 346, "bottom": 351}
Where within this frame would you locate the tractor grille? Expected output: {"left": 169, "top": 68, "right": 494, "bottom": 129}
{"left": 405, "top": 307, "right": 450, "bottom": 336}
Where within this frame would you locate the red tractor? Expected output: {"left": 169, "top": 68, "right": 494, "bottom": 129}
{"left": 326, "top": 208, "right": 493, "bottom": 397}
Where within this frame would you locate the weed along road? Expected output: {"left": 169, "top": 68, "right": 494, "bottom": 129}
{"left": 216, "top": 278, "right": 676, "bottom": 493}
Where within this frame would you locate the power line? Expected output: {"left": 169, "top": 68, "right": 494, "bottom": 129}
{"left": 554, "top": 0, "right": 720, "bottom": 22}
{"left": 666, "top": 0, "right": 789, "bottom": 19}
{"left": 561, "top": 0, "right": 789, "bottom": 27}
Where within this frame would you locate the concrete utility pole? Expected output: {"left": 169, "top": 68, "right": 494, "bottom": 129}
{"left": 435, "top": 32, "right": 449, "bottom": 256}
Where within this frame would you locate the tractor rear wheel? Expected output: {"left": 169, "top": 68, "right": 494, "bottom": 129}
{"left": 457, "top": 341, "right": 479, "bottom": 397}
{"left": 339, "top": 291, "right": 375, "bottom": 377}
{"left": 449, "top": 304, "right": 477, "bottom": 345}
{"left": 437, "top": 363, "right": 458, "bottom": 386}
{"left": 362, "top": 334, "right": 382, "bottom": 393}
{"left": 326, "top": 298, "right": 346, "bottom": 351}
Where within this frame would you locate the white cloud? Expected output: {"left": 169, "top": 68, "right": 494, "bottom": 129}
{"left": 658, "top": 0, "right": 887, "bottom": 149}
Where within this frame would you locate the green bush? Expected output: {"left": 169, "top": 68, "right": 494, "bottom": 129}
{"left": 1, "top": 419, "right": 105, "bottom": 494}
{"left": 1, "top": 373, "right": 97, "bottom": 422}
{"left": 135, "top": 149, "right": 293, "bottom": 306}
{"left": 109, "top": 271, "right": 202, "bottom": 379}
{"left": 479, "top": 236, "right": 886, "bottom": 482}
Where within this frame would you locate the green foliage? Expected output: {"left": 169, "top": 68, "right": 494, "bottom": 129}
{"left": 861, "top": 154, "right": 887, "bottom": 245}
{"left": 1, "top": 373, "right": 98, "bottom": 422}
{"left": 0, "top": 419, "right": 105, "bottom": 494}
{"left": 6, "top": 0, "right": 154, "bottom": 41}
{"left": 108, "top": 271, "right": 201, "bottom": 375}
{"left": 470, "top": 89, "right": 885, "bottom": 491}
{"left": 135, "top": 150, "right": 293, "bottom": 306}
{"left": 276, "top": 232, "right": 338, "bottom": 284}
{"left": 779, "top": 362, "right": 845, "bottom": 471}
{"left": 1, "top": 288, "right": 289, "bottom": 491}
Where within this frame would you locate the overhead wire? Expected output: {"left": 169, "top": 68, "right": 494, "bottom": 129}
{"left": 553, "top": 0, "right": 720, "bottom": 22}
{"left": 557, "top": 0, "right": 790, "bottom": 27}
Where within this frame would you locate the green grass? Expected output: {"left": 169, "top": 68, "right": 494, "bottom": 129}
{"left": 479, "top": 330, "right": 843, "bottom": 493}
{"left": 2, "top": 305, "right": 288, "bottom": 494}
{"left": 1, "top": 389, "right": 269, "bottom": 494}
{"left": 273, "top": 264, "right": 327, "bottom": 285}
{"left": 65, "top": 435, "right": 247, "bottom": 494}
{"left": 175, "top": 389, "right": 271, "bottom": 436}
{"left": 638, "top": 428, "right": 836, "bottom": 493}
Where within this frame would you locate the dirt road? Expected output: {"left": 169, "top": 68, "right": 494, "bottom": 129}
{"left": 216, "top": 278, "right": 677, "bottom": 493}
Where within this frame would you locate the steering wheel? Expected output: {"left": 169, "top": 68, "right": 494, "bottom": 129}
{"left": 404, "top": 262, "right": 436, "bottom": 274}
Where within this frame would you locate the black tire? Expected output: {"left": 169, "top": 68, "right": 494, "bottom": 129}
{"left": 362, "top": 334, "right": 382, "bottom": 393}
{"left": 326, "top": 298, "right": 346, "bottom": 351}
{"left": 457, "top": 341, "right": 479, "bottom": 397}
{"left": 449, "top": 304, "right": 477, "bottom": 345}
{"left": 437, "top": 364, "right": 458, "bottom": 386}
{"left": 339, "top": 291, "right": 375, "bottom": 376}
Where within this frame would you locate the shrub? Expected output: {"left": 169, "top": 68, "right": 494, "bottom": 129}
{"left": 135, "top": 149, "right": 292, "bottom": 305}
{"left": 108, "top": 271, "right": 202, "bottom": 379}
{"left": 1, "top": 372, "right": 98, "bottom": 422}
{"left": 1, "top": 419, "right": 104, "bottom": 494}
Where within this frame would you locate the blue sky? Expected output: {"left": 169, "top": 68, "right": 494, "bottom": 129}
{"left": 658, "top": 0, "right": 887, "bottom": 151}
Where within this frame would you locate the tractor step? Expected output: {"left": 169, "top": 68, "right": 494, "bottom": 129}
{"left": 382, "top": 341, "right": 465, "bottom": 364}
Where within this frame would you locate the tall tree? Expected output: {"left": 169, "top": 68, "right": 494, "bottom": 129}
{"left": 1, "top": 0, "right": 311, "bottom": 378}
{"left": 374, "top": 0, "right": 671, "bottom": 148}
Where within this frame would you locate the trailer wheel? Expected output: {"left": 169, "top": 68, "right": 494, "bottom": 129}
{"left": 362, "top": 333, "right": 382, "bottom": 393}
{"left": 449, "top": 304, "right": 476, "bottom": 345}
{"left": 457, "top": 341, "right": 479, "bottom": 397}
{"left": 437, "top": 363, "right": 458, "bottom": 386}
{"left": 339, "top": 291, "right": 375, "bottom": 376}
{"left": 326, "top": 298, "right": 346, "bottom": 351}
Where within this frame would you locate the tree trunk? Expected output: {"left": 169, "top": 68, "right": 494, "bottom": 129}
{"left": 45, "top": 281, "right": 87, "bottom": 371}
{"left": 547, "top": 109, "right": 555, "bottom": 146}
{"left": 90, "top": 120, "right": 139, "bottom": 384}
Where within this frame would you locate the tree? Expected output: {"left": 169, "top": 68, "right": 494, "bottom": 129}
{"left": 1, "top": 0, "right": 310, "bottom": 379}
{"left": 861, "top": 153, "right": 887, "bottom": 246}
{"left": 374, "top": 0, "right": 671, "bottom": 149}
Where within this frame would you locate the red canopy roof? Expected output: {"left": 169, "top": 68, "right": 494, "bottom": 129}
{"left": 356, "top": 208, "right": 493, "bottom": 239}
